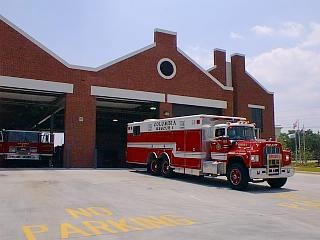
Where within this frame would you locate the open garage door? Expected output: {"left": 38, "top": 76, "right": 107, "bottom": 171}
{"left": 0, "top": 88, "right": 65, "bottom": 168}
{"left": 96, "top": 98, "right": 159, "bottom": 168}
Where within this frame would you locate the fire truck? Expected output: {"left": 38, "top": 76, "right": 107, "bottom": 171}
{"left": 0, "top": 130, "right": 54, "bottom": 166}
{"left": 127, "top": 114, "right": 294, "bottom": 190}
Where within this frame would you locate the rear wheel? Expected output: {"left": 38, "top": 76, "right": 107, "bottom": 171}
{"left": 161, "top": 158, "right": 173, "bottom": 178}
{"left": 267, "top": 178, "right": 287, "bottom": 188}
{"left": 147, "top": 158, "right": 160, "bottom": 176}
{"left": 227, "top": 163, "right": 249, "bottom": 190}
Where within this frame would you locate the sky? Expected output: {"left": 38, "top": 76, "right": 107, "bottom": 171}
{"left": 1, "top": 0, "right": 320, "bottom": 132}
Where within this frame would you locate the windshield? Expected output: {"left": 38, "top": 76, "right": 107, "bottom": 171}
{"left": 227, "top": 126, "right": 255, "bottom": 140}
{"left": 6, "top": 131, "right": 39, "bottom": 143}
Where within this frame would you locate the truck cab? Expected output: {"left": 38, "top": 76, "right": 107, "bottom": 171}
{"left": 0, "top": 130, "right": 54, "bottom": 165}
{"left": 205, "top": 121, "right": 294, "bottom": 190}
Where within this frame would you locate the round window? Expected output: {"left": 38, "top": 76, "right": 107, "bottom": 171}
{"left": 157, "top": 58, "right": 176, "bottom": 79}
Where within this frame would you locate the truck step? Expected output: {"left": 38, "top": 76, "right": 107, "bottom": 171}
{"left": 202, "top": 161, "right": 224, "bottom": 175}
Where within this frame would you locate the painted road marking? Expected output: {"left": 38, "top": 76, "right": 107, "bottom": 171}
{"left": 22, "top": 225, "right": 48, "bottom": 240}
{"left": 60, "top": 223, "right": 92, "bottom": 239}
{"left": 272, "top": 193, "right": 320, "bottom": 211}
{"left": 22, "top": 206, "right": 196, "bottom": 240}
{"left": 65, "top": 207, "right": 113, "bottom": 219}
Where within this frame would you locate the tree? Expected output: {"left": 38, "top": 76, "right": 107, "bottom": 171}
{"left": 278, "top": 130, "right": 320, "bottom": 163}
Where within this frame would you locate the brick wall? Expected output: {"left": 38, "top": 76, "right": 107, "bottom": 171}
{"left": 0, "top": 18, "right": 96, "bottom": 167}
{"left": 209, "top": 49, "right": 227, "bottom": 86}
{"left": 94, "top": 31, "right": 233, "bottom": 103}
{"left": 64, "top": 77, "right": 96, "bottom": 167}
{"left": 209, "top": 49, "right": 233, "bottom": 116}
{"left": 0, "top": 20, "right": 71, "bottom": 82}
{"left": 0, "top": 16, "right": 276, "bottom": 167}
{"left": 231, "top": 54, "right": 275, "bottom": 139}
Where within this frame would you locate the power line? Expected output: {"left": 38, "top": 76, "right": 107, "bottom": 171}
{"left": 277, "top": 116, "right": 320, "bottom": 121}
{"left": 278, "top": 124, "right": 320, "bottom": 128}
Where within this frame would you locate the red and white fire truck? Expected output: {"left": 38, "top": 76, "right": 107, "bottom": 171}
{"left": 127, "top": 114, "right": 294, "bottom": 190}
{"left": 0, "top": 130, "right": 54, "bottom": 165}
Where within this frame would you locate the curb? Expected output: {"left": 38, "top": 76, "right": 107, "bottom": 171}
{"left": 295, "top": 171, "right": 320, "bottom": 175}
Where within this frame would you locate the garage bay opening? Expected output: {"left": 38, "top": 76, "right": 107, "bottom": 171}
{"left": 0, "top": 88, "right": 65, "bottom": 168}
{"left": 96, "top": 99, "right": 159, "bottom": 168}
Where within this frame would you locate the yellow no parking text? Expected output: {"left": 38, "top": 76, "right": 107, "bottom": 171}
{"left": 22, "top": 206, "right": 196, "bottom": 240}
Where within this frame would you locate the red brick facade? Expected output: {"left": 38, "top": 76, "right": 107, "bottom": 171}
{"left": 0, "top": 16, "right": 275, "bottom": 167}
{"left": 230, "top": 54, "right": 275, "bottom": 139}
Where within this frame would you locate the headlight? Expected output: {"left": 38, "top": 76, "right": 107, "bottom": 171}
{"left": 285, "top": 155, "right": 290, "bottom": 161}
{"left": 250, "top": 155, "right": 260, "bottom": 162}
{"left": 9, "top": 146, "right": 16, "bottom": 153}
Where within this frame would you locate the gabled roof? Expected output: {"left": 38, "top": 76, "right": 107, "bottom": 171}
{"left": 0, "top": 14, "right": 156, "bottom": 72}
{"left": 245, "top": 71, "right": 274, "bottom": 94}
{"left": 0, "top": 15, "right": 233, "bottom": 91}
{"left": 177, "top": 48, "right": 233, "bottom": 91}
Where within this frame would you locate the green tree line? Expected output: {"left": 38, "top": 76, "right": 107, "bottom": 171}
{"left": 278, "top": 130, "right": 320, "bottom": 163}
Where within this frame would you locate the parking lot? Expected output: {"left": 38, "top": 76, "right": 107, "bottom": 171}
{"left": 0, "top": 169, "right": 319, "bottom": 240}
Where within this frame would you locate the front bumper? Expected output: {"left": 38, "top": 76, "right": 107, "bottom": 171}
{"left": 5, "top": 154, "right": 40, "bottom": 160}
{"left": 249, "top": 166, "right": 294, "bottom": 179}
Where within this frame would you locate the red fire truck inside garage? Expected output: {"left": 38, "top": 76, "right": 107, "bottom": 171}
{"left": 127, "top": 115, "right": 294, "bottom": 190}
{"left": 0, "top": 130, "right": 54, "bottom": 166}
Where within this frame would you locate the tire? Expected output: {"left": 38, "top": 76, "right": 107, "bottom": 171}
{"left": 161, "top": 158, "right": 173, "bottom": 178}
{"left": 227, "top": 163, "right": 249, "bottom": 190}
{"left": 147, "top": 158, "right": 160, "bottom": 176}
{"left": 267, "top": 178, "right": 287, "bottom": 188}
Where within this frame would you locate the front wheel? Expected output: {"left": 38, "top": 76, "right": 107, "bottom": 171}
{"left": 227, "top": 163, "right": 249, "bottom": 190}
{"left": 267, "top": 178, "right": 287, "bottom": 188}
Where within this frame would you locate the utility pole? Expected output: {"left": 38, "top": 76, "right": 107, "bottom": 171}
{"left": 303, "top": 125, "right": 306, "bottom": 163}
{"left": 294, "top": 131, "right": 298, "bottom": 162}
{"left": 293, "top": 120, "right": 298, "bottom": 162}
{"left": 298, "top": 122, "right": 301, "bottom": 163}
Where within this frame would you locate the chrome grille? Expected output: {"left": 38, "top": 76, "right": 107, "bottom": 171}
{"left": 265, "top": 145, "right": 280, "bottom": 154}
{"left": 269, "top": 158, "right": 280, "bottom": 166}
{"left": 263, "top": 145, "right": 281, "bottom": 166}
{"left": 17, "top": 147, "right": 30, "bottom": 154}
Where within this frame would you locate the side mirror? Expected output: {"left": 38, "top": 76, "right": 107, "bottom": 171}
{"left": 217, "top": 136, "right": 229, "bottom": 142}
{"left": 217, "top": 136, "right": 233, "bottom": 148}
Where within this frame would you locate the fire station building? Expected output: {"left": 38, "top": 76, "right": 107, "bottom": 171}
{"left": 0, "top": 15, "right": 274, "bottom": 168}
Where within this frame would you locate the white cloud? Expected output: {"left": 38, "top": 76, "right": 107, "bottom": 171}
{"left": 279, "top": 22, "right": 304, "bottom": 37}
{"left": 230, "top": 32, "right": 244, "bottom": 40}
{"left": 251, "top": 22, "right": 304, "bottom": 38}
{"left": 182, "top": 46, "right": 212, "bottom": 69}
{"left": 181, "top": 22, "right": 320, "bottom": 131}
{"left": 247, "top": 47, "right": 320, "bottom": 131}
{"left": 300, "top": 22, "right": 320, "bottom": 48}
{"left": 180, "top": 40, "right": 320, "bottom": 131}
{"left": 251, "top": 25, "right": 274, "bottom": 36}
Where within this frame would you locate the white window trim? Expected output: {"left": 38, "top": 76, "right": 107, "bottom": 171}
{"left": 154, "top": 28, "right": 177, "bottom": 35}
{"left": 91, "top": 86, "right": 165, "bottom": 102}
{"left": 157, "top": 58, "right": 177, "bottom": 80}
{"left": 248, "top": 104, "right": 265, "bottom": 110}
{"left": 167, "top": 94, "right": 227, "bottom": 109}
{"left": 0, "top": 76, "right": 73, "bottom": 93}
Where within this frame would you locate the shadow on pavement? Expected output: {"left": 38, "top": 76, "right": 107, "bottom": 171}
{"left": 131, "top": 169, "right": 297, "bottom": 194}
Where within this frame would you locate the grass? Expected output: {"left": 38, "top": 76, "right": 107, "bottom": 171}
{"left": 293, "top": 162, "right": 320, "bottom": 172}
